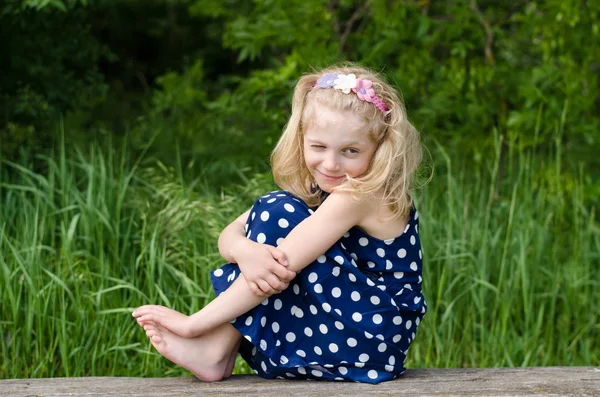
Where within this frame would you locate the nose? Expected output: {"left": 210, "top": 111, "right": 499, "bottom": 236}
{"left": 322, "top": 152, "right": 340, "bottom": 172}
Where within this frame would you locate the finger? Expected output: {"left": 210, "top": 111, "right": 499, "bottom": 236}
{"left": 267, "top": 274, "right": 287, "bottom": 292}
{"left": 257, "top": 279, "right": 275, "bottom": 295}
{"left": 271, "top": 263, "right": 297, "bottom": 282}
{"left": 266, "top": 245, "right": 289, "bottom": 266}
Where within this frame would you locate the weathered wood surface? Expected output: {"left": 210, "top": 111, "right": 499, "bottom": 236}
{"left": 2, "top": 367, "right": 599, "bottom": 397}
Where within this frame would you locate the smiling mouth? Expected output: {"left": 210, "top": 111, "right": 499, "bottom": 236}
{"left": 317, "top": 170, "right": 345, "bottom": 180}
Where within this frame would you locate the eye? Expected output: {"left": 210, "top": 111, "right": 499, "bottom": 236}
{"left": 311, "top": 145, "right": 326, "bottom": 149}
{"left": 344, "top": 148, "right": 360, "bottom": 154}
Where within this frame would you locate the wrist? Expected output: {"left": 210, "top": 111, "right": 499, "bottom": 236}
{"left": 229, "top": 237, "right": 254, "bottom": 264}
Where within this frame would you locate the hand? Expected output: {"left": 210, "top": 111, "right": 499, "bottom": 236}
{"left": 232, "top": 240, "right": 296, "bottom": 297}
{"left": 132, "top": 305, "right": 195, "bottom": 338}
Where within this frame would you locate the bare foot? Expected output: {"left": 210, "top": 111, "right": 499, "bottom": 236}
{"left": 142, "top": 322, "right": 240, "bottom": 382}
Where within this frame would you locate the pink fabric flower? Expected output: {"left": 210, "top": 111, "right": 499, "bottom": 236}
{"left": 352, "top": 79, "right": 375, "bottom": 102}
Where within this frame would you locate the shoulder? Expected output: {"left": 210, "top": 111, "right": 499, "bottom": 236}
{"left": 316, "top": 190, "right": 371, "bottom": 224}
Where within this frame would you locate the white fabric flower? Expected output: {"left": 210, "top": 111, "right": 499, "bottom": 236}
{"left": 333, "top": 74, "right": 357, "bottom": 94}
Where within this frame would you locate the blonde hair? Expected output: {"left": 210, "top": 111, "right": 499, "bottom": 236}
{"left": 271, "top": 64, "right": 423, "bottom": 220}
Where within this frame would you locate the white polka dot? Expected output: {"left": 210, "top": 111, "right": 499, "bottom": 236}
{"left": 329, "top": 343, "right": 339, "bottom": 353}
{"left": 314, "top": 284, "right": 323, "bottom": 293}
{"left": 334, "top": 308, "right": 342, "bottom": 316}
{"left": 410, "top": 262, "right": 418, "bottom": 271}
{"left": 296, "top": 349, "right": 305, "bottom": 357}
{"left": 389, "top": 355, "right": 396, "bottom": 365}
{"left": 348, "top": 273, "right": 357, "bottom": 282}
{"left": 334, "top": 255, "right": 344, "bottom": 264}
{"left": 384, "top": 238, "right": 395, "bottom": 245}
{"left": 351, "top": 291, "right": 361, "bottom": 301}
{"left": 286, "top": 332, "right": 296, "bottom": 342}
{"left": 373, "top": 314, "right": 383, "bottom": 324}
{"left": 261, "top": 316, "right": 267, "bottom": 327}
{"left": 397, "top": 248, "right": 407, "bottom": 258}
{"left": 280, "top": 355, "right": 288, "bottom": 364}
{"left": 365, "top": 331, "right": 373, "bottom": 339}
{"left": 245, "top": 224, "right": 248, "bottom": 232}
{"left": 370, "top": 296, "right": 380, "bottom": 305}
{"left": 278, "top": 218, "right": 289, "bottom": 228}
{"left": 319, "top": 324, "right": 328, "bottom": 334}
{"left": 416, "top": 317, "right": 421, "bottom": 325}
{"left": 406, "top": 320, "right": 412, "bottom": 329}
{"left": 261, "top": 361, "right": 267, "bottom": 371}
{"left": 367, "top": 261, "right": 376, "bottom": 268}
{"left": 377, "top": 285, "right": 386, "bottom": 291}
{"left": 335, "top": 321, "right": 344, "bottom": 330}
{"left": 359, "top": 353, "right": 370, "bottom": 362}
{"left": 404, "top": 223, "right": 410, "bottom": 233}
{"left": 332, "top": 267, "right": 340, "bottom": 276}
{"left": 244, "top": 335, "right": 252, "bottom": 343}
{"left": 386, "top": 260, "right": 393, "bottom": 270}
{"left": 251, "top": 212, "right": 256, "bottom": 220}
{"left": 312, "top": 369, "right": 323, "bottom": 377}
{"left": 297, "top": 367, "right": 306, "bottom": 374}
{"left": 308, "top": 272, "right": 318, "bottom": 283}
{"left": 347, "top": 338, "right": 357, "bottom": 347}
{"left": 339, "top": 366, "right": 348, "bottom": 375}
{"left": 359, "top": 237, "right": 369, "bottom": 246}
{"left": 415, "top": 211, "right": 419, "bottom": 219}
{"left": 394, "top": 271, "right": 404, "bottom": 279}
{"left": 274, "top": 299, "right": 282, "bottom": 310}
{"left": 368, "top": 370, "right": 378, "bottom": 379}
{"left": 385, "top": 365, "right": 394, "bottom": 372}
{"left": 314, "top": 346, "right": 322, "bottom": 355}
{"left": 366, "top": 278, "right": 375, "bottom": 286}
{"left": 308, "top": 209, "right": 314, "bottom": 214}
{"left": 322, "top": 303, "right": 331, "bottom": 313}
{"left": 378, "top": 343, "right": 387, "bottom": 352}
{"left": 294, "top": 308, "right": 304, "bottom": 318}
{"left": 267, "top": 198, "right": 276, "bottom": 203}
{"left": 317, "top": 255, "right": 326, "bottom": 263}
{"left": 351, "top": 259, "right": 357, "bottom": 267}
{"left": 393, "top": 316, "right": 402, "bottom": 325}
{"left": 352, "top": 313, "right": 362, "bottom": 322}
{"left": 350, "top": 252, "right": 358, "bottom": 260}
{"left": 272, "top": 322, "right": 280, "bottom": 333}
{"left": 293, "top": 284, "right": 300, "bottom": 294}
{"left": 213, "top": 268, "right": 223, "bottom": 277}
{"left": 247, "top": 230, "right": 252, "bottom": 239}
{"left": 284, "top": 203, "right": 295, "bottom": 212}
{"left": 332, "top": 287, "right": 342, "bottom": 298}
{"left": 245, "top": 316, "right": 253, "bottom": 326}
{"left": 276, "top": 237, "right": 284, "bottom": 246}
{"left": 257, "top": 233, "right": 266, "bottom": 243}
{"left": 376, "top": 334, "right": 384, "bottom": 340}
{"left": 414, "top": 296, "right": 422, "bottom": 304}
{"left": 410, "top": 235, "right": 416, "bottom": 245}
{"left": 260, "top": 339, "right": 267, "bottom": 350}
{"left": 392, "top": 334, "right": 401, "bottom": 343}
{"left": 419, "top": 250, "right": 422, "bottom": 259}
{"left": 310, "top": 305, "right": 318, "bottom": 315}
{"left": 304, "top": 327, "right": 313, "bottom": 337}
{"left": 260, "top": 211, "right": 270, "bottom": 221}
{"left": 376, "top": 248, "right": 385, "bottom": 257}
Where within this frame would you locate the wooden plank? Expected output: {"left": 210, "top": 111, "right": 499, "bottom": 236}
{"left": 1, "top": 367, "right": 599, "bottom": 396}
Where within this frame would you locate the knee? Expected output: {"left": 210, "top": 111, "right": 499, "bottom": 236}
{"left": 245, "top": 191, "right": 311, "bottom": 245}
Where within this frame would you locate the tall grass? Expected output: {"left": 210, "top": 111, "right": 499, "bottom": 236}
{"left": 0, "top": 133, "right": 598, "bottom": 378}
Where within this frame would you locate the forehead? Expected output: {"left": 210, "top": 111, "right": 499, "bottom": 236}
{"left": 304, "top": 104, "right": 368, "bottom": 140}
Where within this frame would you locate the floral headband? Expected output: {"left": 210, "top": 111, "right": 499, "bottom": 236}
{"left": 315, "top": 73, "right": 389, "bottom": 114}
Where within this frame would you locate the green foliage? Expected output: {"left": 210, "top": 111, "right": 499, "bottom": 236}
{"left": 0, "top": 1, "right": 110, "bottom": 160}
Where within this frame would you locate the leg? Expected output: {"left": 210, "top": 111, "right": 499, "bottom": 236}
{"left": 143, "top": 321, "right": 241, "bottom": 382}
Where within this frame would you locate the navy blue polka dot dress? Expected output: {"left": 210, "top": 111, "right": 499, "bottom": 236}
{"left": 211, "top": 191, "right": 426, "bottom": 384}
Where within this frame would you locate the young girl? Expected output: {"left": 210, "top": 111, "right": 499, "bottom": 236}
{"left": 133, "top": 65, "right": 426, "bottom": 384}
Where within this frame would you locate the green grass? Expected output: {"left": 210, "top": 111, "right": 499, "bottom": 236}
{"left": 0, "top": 134, "right": 598, "bottom": 378}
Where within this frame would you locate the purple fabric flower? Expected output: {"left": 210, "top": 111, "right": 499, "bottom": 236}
{"left": 316, "top": 73, "right": 339, "bottom": 88}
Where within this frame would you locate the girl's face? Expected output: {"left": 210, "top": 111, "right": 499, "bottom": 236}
{"left": 303, "top": 105, "right": 377, "bottom": 193}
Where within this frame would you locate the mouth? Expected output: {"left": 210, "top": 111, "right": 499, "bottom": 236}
{"left": 317, "top": 170, "right": 345, "bottom": 181}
